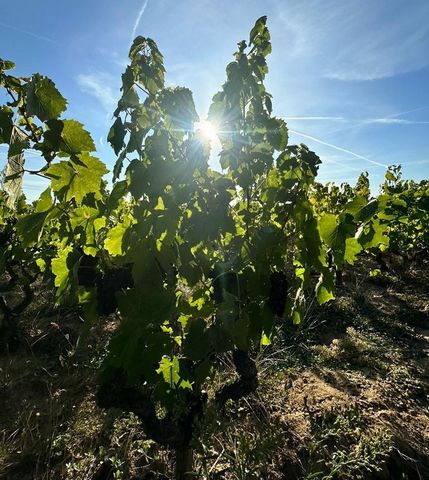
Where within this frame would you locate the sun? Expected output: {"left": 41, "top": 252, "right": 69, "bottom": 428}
{"left": 194, "top": 120, "right": 219, "bottom": 142}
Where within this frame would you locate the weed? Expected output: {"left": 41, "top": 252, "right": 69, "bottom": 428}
{"left": 304, "top": 408, "right": 393, "bottom": 479}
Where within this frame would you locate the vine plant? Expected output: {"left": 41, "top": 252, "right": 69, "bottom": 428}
{"left": 0, "top": 17, "right": 393, "bottom": 478}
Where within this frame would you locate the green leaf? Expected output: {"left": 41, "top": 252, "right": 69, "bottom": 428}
{"left": 34, "top": 187, "right": 53, "bottom": 212}
{"left": 126, "top": 159, "right": 146, "bottom": 199}
{"left": 344, "top": 195, "right": 367, "bottom": 218}
{"left": 15, "top": 189, "right": 56, "bottom": 244}
{"left": 129, "top": 36, "right": 165, "bottom": 95}
{"left": 52, "top": 246, "right": 76, "bottom": 297}
{"left": 106, "top": 181, "right": 127, "bottom": 212}
{"left": 108, "top": 116, "right": 126, "bottom": 155}
{"left": 16, "top": 211, "right": 50, "bottom": 246}
{"left": 25, "top": 74, "right": 67, "bottom": 121}
{"left": 300, "top": 211, "right": 326, "bottom": 269}
{"left": 359, "top": 219, "right": 389, "bottom": 250}
{"left": 104, "top": 219, "right": 131, "bottom": 256}
{"left": 318, "top": 213, "right": 338, "bottom": 247}
{"left": 0, "top": 59, "right": 15, "bottom": 71}
{"left": 318, "top": 212, "right": 357, "bottom": 266}
{"left": 157, "top": 356, "right": 180, "bottom": 388}
{"left": 69, "top": 205, "right": 99, "bottom": 230}
{"left": 117, "top": 285, "right": 174, "bottom": 329}
{"left": 59, "top": 119, "right": 96, "bottom": 155}
{"left": 369, "top": 268, "right": 381, "bottom": 277}
{"left": 78, "top": 286, "right": 98, "bottom": 325}
{"left": 266, "top": 118, "right": 288, "bottom": 151}
{"left": 354, "top": 199, "right": 379, "bottom": 223}
{"left": 159, "top": 87, "right": 199, "bottom": 132}
{"left": 344, "top": 237, "right": 362, "bottom": 264}
{"left": 316, "top": 269, "right": 335, "bottom": 304}
{"left": 249, "top": 16, "right": 268, "bottom": 45}
{"left": 36, "top": 258, "right": 46, "bottom": 272}
{"left": 68, "top": 205, "right": 104, "bottom": 256}
{"left": 0, "top": 107, "right": 13, "bottom": 143}
{"left": 46, "top": 152, "right": 108, "bottom": 204}
{"left": 385, "top": 170, "right": 395, "bottom": 182}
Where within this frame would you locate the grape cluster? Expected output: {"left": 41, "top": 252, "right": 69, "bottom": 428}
{"left": 267, "top": 271, "right": 288, "bottom": 316}
{"left": 77, "top": 254, "right": 134, "bottom": 315}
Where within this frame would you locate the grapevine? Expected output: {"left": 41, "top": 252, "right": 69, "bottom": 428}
{"left": 1, "top": 16, "right": 425, "bottom": 479}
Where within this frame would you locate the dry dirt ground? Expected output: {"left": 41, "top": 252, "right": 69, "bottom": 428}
{"left": 0, "top": 255, "right": 428, "bottom": 479}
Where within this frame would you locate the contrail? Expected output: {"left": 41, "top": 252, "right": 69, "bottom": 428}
{"left": 388, "top": 105, "right": 429, "bottom": 118}
{"left": 131, "top": 0, "right": 150, "bottom": 41}
{"left": 365, "top": 118, "right": 429, "bottom": 125}
{"left": 0, "top": 21, "right": 58, "bottom": 45}
{"left": 325, "top": 106, "right": 429, "bottom": 136}
{"left": 289, "top": 129, "right": 387, "bottom": 168}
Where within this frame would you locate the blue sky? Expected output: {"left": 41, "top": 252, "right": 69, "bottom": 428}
{"left": 1, "top": 0, "right": 429, "bottom": 199}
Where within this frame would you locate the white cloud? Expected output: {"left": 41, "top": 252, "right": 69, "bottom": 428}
{"left": 77, "top": 73, "right": 117, "bottom": 113}
{"left": 276, "top": 0, "right": 429, "bottom": 81}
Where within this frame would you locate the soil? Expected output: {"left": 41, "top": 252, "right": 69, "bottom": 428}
{"left": 0, "top": 255, "right": 428, "bottom": 479}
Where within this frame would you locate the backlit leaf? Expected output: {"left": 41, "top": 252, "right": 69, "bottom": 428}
{"left": 25, "top": 74, "right": 67, "bottom": 121}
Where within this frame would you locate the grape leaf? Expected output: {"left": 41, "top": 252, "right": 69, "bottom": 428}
{"left": 52, "top": 246, "right": 76, "bottom": 297}
{"left": 46, "top": 152, "right": 108, "bottom": 204}
{"left": 104, "top": 219, "right": 131, "bottom": 256}
{"left": 16, "top": 211, "right": 50, "bottom": 246}
{"left": 59, "top": 119, "right": 96, "bottom": 155}
{"left": 25, "top": 74, "right": 67, "bottom": 121}
{"left": 157, "top": 356, "right": 180, "bottom": 388}
{"left": 316, "top": 269, "right": 335, "bottom": 304}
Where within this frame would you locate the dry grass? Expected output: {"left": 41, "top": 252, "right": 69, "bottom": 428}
{"left": 1, "top": 255, "right": 428, "bottom": 479}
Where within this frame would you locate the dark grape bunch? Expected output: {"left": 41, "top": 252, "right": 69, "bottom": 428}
{"left": 267, "top": 271, "right": 288, "bottom": 316}
{"left": 77, "top": 254, "right": 134, "bottom": 315}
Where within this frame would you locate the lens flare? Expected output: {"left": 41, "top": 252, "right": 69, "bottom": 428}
{"left": 194, "top": 120, "right": 218, "bottom": 142}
